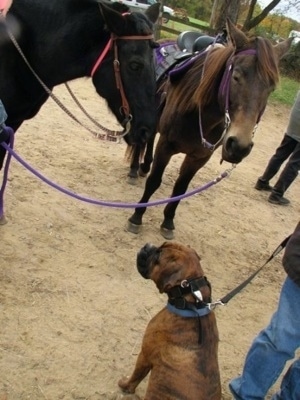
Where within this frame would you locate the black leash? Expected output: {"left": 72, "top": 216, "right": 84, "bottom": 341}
{"left": 214, "top": 234, "right": 292, "bottom": 307}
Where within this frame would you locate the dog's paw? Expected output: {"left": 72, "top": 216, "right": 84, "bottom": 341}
{"left": 105, "top": 391, "right": 141, "bottom": 400}
{"left": 118, "top": 377, "right": 136, "bottom": 394}
{"left": 116, "top": 394, "right": 141, "bottom": 400}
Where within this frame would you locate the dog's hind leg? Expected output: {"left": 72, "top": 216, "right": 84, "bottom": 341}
{"left": 118, "top": 352, "right": 151, "bottom": 394}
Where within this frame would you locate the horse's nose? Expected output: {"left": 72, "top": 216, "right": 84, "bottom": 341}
{"left": 225, "top": 136, "right": 254, "bottom": 163}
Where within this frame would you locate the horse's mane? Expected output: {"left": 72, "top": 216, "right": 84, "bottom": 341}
{"left": 165, "top": 35, "right": 280, "bottom": 115}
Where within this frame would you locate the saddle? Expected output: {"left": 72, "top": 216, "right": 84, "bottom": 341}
{"left": 155, "top": 29, "right": 227, "bottom": 83}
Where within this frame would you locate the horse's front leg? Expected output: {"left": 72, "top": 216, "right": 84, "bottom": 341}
{"left": 161, "top": 154, "right": 211, "bottom": 240}
{"left": 127, "top": 136, "right": 174, "bottom": 234}
{"left": 127, "top": 144, "right": 142, "bottom": 185}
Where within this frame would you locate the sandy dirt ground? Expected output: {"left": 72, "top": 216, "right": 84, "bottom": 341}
{"left": 0, "top": 78, "right": 299, "bottom": 400}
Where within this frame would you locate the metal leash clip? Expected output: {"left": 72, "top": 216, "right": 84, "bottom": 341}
{"left": 207, "top": 299, "right": 225, "bottom": 310}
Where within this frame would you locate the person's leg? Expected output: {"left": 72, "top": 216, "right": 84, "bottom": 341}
{"left": 255, "top": 135, "right": 297, "bottom": 191}
{"left": 272, "top": 358, "right": 300, "bottom": 400}
{"left": 229, "top": 277, "right": 300, "bottom": 400}
{"left": 268, "top": 141, "right": 300, "bottom": 204}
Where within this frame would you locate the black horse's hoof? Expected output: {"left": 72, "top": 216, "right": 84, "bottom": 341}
{"left": 138, "top": 167, "right": 148, "bottom": 178}
{"left": 126, "top": 220, "right": 142, "bottom": 234}
{"left": 127, "top": 176, "right": 139, "bottom": 185}
{"left": 160, "top": 226, "right": 174, "bottom": 240}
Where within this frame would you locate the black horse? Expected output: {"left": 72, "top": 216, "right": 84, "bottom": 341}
{"left": 0, "top": 0, "right": 160, "bottom": 172}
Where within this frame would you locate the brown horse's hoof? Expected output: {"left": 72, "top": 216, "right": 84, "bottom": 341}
{"left": 127, "top": 176, "right": 138, "bottom": 186}
{"left": 160, "top": 227, "right": 174, "bottom": 240}
{"left": 126, "top": 221, "right": 142, "bottom": 234}
{"left": 0, "top": 215, "right": 8, "bottom": 225}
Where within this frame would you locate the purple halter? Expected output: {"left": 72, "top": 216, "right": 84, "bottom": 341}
{"left": 200, "top": 48, "right": 261, "bottom": 152}
{"left": 218, "top": 48, "right": 257, "bottom": 113}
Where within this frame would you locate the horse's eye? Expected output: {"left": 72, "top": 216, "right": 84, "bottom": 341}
{"left": 232, "top": 71, "right": 241, "bottom": 83}
{"left": 130, "top": 62, "right": 143, "bottom": 71}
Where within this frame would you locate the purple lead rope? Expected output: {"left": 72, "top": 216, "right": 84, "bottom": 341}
{"left": 0, "top": 128, "right": 232, "bottom": 210}
{"left": 0, "top": 126, "right": 14, "bottom": 218}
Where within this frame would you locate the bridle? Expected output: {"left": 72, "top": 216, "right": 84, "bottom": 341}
{"left": 90, "top": 27, "right": 154, "bottom": 134}
{"left": 199, "top": 48, "right": 265, "bottom": 151}
{"left": 1, "top": 10, "right": 154, "bottom": 140}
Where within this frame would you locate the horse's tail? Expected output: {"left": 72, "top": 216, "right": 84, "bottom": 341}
{"left": 124, "top": 144, "right": 146, "bottom": 165}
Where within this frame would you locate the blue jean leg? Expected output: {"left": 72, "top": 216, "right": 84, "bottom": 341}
{"left": 272, "top": 358, "right": 300, "bottom": 400}
{"left": 229, "top": 277, "right": 300, "bottom": 400}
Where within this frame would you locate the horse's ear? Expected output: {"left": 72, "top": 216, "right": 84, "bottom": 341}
{"left": 145, "top": 3, "right": 160, "bottom": 24}
{"left": 226, "top": 18, "right": 249, "bottom": 50}
{"left": 98, "top": 2, "right": 127, "bottom": 36}
{"left": 273, "top": 37, "right": 293, "bottom": 61}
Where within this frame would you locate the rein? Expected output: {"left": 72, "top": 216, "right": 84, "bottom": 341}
{"left": 90, "top": 32, "right": 154, "bottom": 129}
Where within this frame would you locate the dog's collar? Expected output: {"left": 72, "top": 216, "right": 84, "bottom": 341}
{"left": 167, "top": 302, "right": 211, "bottom": 318}
{"left": 167, "top": 276, "right": 212, "bottom": 311}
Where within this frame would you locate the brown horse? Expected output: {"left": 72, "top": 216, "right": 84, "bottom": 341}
{"left": 127, "top": 20, "right": 292, "bottom": 240}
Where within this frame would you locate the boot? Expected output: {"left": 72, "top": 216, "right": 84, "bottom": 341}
{"left": 268, "top": 192, "right": 290, "bottom": 205}
{"left": 255, "top": 178, "right": 272, "bottom": 191}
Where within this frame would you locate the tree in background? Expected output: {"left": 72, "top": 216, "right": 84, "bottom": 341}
{"left": 166, "top": 0, "right": 300, "bottom": 35}
{"left": 211, "top": 0, "right": 241, "bottom": 30}
{"left": 191, "top": 0, "right": 299, "bottom": 32}
{"left": 166, "top": 0, "right": 212, "bottom": 21}
{"left": 243, "top": 0, "right": 282, "bottom": 31}
{"left": 210, "top": 0, "right": 283, "bottom": 31}
{"left": 258, "top": 13, "right": 298, "bottom": 38}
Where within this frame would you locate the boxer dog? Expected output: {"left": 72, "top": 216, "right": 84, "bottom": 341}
{"left": 118, "top": 241, "right": 221, "bottom": 400}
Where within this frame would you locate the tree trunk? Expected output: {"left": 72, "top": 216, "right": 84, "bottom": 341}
{"left": 213, "top": 0, "right": 241, "bottom": 31}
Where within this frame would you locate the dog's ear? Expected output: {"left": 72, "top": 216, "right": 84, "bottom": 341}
{"left": 136, "top": 243, "right": 160, "bottom": 279}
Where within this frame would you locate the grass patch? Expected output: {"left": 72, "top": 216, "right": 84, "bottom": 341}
{"left": 187, "top": 17, "right": 209, "bottom": 26}
{"left": 270, "top": 76, "right": 299, "bottom": 106}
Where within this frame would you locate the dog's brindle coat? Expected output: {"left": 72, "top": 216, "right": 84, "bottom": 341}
{"left": 118, "top": 242, "right": 221, "bottom": 400}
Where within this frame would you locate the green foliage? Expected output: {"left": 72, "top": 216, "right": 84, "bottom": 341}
{"left": 167, "top": 0, "right": 213, "bottom": 21}
{"left": 188, "top": 17, "right": 209, "bottom": 26}
{"left": 270, "top": 76, "right": 299, "bottom": 106}
{"left": 279, "top": 41, "right": 300, "bottom": 81}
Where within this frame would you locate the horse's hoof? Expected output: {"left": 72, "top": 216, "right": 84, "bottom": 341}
{"left": 160, "top": 227, "right": 174, "bottom": 240}
{"left": 126, "top": 221, "right": 142, "bottom": 234}
{"left": 0, "top": 215, "right": 8, "bottom": 225}
{"left": 138, "top": 169, "right": 148, "bottom": 178}
{"left": 127, "top": 176, "right": 138, "bottom": 185}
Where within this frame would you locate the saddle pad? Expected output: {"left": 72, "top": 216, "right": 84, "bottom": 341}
{"left": 155, "top": 42, "right": 204, "bottom": 83}
{"left": 155, "top": 42, "right": 193, "bottom": 82}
